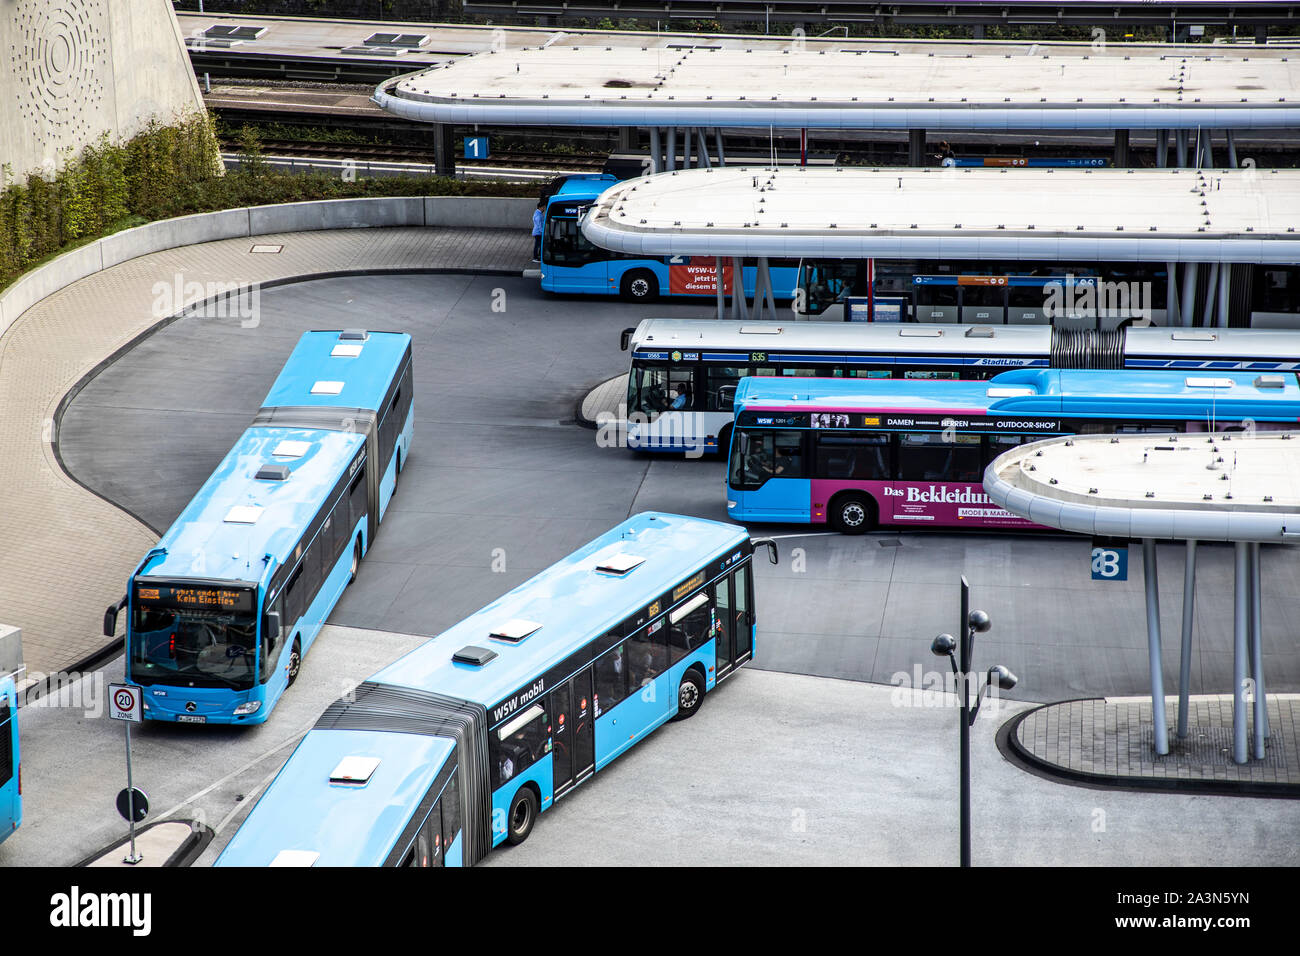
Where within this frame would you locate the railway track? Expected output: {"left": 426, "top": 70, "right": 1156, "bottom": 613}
{"left": 225, "top": 138, "right": 608, "bottom": 171}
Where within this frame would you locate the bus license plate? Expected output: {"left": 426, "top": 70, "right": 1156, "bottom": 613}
{"left": 177, "top": 714, "right": 206, "bottom": 724}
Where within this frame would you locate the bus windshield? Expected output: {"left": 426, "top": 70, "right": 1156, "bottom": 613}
{"left": 131, "top": 585, "right": 258, "bottom": 689}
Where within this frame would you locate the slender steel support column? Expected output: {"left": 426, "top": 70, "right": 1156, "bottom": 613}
{"left": 756, "top": 257, "right": 777, "bottom": 320}
{"left": 1113, "top": 129, "right": 1131, "bottom": 167}
{"left": 682, "top": 127, "right": 693, "bottom": 169}
{"left": 715, "top": 257, "right": 726, "bottom": 320}
{"left": 1177, "top": 540, "right": 1197, "bottom": 739}
{"left": 1155, "top": 129, "right": 1169, "bottom": 168}
{"left": 1232, "top": 541, "right": 1249, "bottom": 764}
{"left": 714, "top": 128, "right": 726, "bottom": 167}
{"left": 1217, "top": 263, "right": 1232, "bottom": 328}
{"left": 1176, "top": 130, "right": 1189, "bottom": 168}
{"left": 696, "top": 128, "right": 712, "bottom": 168}
{"left": 1180, "top": 262, "right": 1199, "bottom": 327}
{"left": 649, "top": 127, "right": 662, "bottom": 174}
{"left": 908, "top": 129, "right": 926, "bottom": 167}
{"left": 617, "top": 126, "right": 635, "bottom": 151}
{"left": 1201, "top": 262, "right": 1221, "bottom": 328}
{"left": 1202, "top": 131, "right": 1215, "bottom": 168}
{"left": 730, "top": 258, "right": 749, "bottom": 319}
{"left": 1226, "top": 130, "right": 1239, "bottom": 168}
{"left": 666, "top": 127, "right": 677, "bottom": 171}
{"left": 433, "top": 123, "right": 456, "bottom": 177}
{"left": 1250, "top": 542, "right": 1268, "bottom": 751}
{"left": 1144, "top": 539, "right": 1169, "bottom": 756}
{"left": 1166, "top": 262, "right": 1181, "bottom": 327}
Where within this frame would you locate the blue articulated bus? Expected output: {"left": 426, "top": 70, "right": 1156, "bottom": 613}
{"left": 725, "top": 368, "right": 1300, "bottom": 533}
{"left": 541, "top": 176, "right": 798, "bottom": 302}
{"left": 215, "top": 512, "right": 778, "bottom": 866}
{"left": 104, "top": 329, "right": 414, "bottom": 724}
{"left": 0, "top": 673, "right": 19, "bottom": 845}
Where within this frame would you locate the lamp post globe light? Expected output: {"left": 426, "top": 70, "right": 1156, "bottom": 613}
{"left": 930, "top": 576, "right": 1019, "bottom": 868}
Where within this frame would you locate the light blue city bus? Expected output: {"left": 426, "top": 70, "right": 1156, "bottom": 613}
{"left": 215, "top": 512, "right": 777, "bottom": 866}
{"left": 104, "top": 330, "right": 414, "bottom": 724}
{"left": 726, "top": 368, "right": 1300, "bottom": 534}
{"left": 541, "top": 177, "right": 799, "bottom": 302}
{"left": 0, "top": 673, "right": 19, "bottom": 845}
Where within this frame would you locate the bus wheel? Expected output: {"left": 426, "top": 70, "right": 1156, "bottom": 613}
{"left": 831, "top": 494, "right": 874, "bottom": 535}
{"left": 286, "top": 639, "right": 302, "bottom": 686}
{"left": 348, "top": 537, "right": 361, "bottom": 584}
{"left": 671, "top": 669, "right": 705, "bottom": 722}
{"left": 621, "top": 270, "right": 658, "bottom": 302}
{"left": 506, "top": 787, "right": 538, "bottom": 846}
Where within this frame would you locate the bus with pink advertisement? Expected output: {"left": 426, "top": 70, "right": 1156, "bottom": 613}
{"left": 725, "top": 369, "right": 1300, "bottom": 534}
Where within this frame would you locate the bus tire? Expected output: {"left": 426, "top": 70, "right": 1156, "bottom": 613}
{"left": 348, "top": 537, "right": 362, "bottom": 585}
{"left": 671, "top": 668, "right": 706, "bottom": 721}
{"left": 831, "top": 494, "right": 875, "bottom": 535}
{"left": 286, "top": 638, "right": 302, "bottom": 686}
{"left": 620, "top": 270, "right": 658, "bottom": 302}
{"left": 506, "top": 786, "right": 539, "bottom": 846}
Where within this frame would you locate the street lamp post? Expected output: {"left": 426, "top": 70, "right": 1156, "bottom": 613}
{"left": 930, "top": 576, "right": 1018, "bottom": 867}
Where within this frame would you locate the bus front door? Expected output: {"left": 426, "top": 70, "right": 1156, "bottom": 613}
{"left": 714, "top": 563, "right": 754, "bottom": 678}
{"left": 551, "top": 667, "right": 595, "bottom": 797}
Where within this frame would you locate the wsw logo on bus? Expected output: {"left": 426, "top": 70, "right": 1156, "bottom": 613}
{"left": 882, "top": 485, "right": 994, "bottom": 504}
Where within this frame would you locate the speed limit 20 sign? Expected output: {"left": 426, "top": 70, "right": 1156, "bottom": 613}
{"left": 109, "top": 683, "right": 143, "bottom": 723}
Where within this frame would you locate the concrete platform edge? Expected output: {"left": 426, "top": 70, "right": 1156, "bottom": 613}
{"left": 996, "top": 699, "right": 1300, "bottom": 800}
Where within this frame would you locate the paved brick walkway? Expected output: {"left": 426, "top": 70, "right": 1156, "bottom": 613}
{"left": 0, "top": 227, "right": 530, "bottom": 679}
{"left": 1008, "top": 694, "right": 1300, "bottom": 793}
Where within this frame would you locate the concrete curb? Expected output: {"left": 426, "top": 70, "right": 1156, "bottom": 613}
{"left": 996, "top": 699, "right": 1300, "bottom": 800}
{"left": 0, "top": 196, "right": 536, "bottom": 338}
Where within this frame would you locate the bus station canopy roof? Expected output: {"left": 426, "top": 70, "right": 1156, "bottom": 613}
{"left": 984, "top": 430, "right": 1300, "bottom": 541}
{"left": 580, "top": 165, "right": 1300, "bottom": 263}
{"left": 375, "top": 40, "right": 1300, "bottom": 129}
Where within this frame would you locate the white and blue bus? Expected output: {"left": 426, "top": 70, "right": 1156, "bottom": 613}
{"left": 620, "top": 318, "right": 1300, "bottom": 455}
{"left": 215, "top": 512, "right": 777, "bottom": 866}
{"left": 104, "top": 330, "right": 414, "bottom": 725}
{"left": 0, "top": 673, "right": 19, "bottom": 846}
{"left": 541, "top": 177, "right": 799, "bottom": 302}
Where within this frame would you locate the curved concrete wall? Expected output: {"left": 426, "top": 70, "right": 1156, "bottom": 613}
{"left": 0, "top": 196, "right": 536, "bottom": 337}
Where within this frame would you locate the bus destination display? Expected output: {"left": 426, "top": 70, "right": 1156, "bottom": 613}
{"left": 134, "top": 584, "right": 255, "bottom": 614}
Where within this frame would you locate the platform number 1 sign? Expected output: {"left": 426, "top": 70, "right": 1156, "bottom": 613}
{"left": 1090, "top": 538, "right": 1129, "bottom": 581}
{"left": 464, "top": 137, "right": 490, "bottom": 159}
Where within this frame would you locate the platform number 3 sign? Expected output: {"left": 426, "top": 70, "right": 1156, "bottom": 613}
{"left": 1090, "top": 538, "right": 1129, "bottom": 581}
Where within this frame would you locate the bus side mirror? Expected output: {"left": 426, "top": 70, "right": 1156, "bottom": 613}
{"left": 265, "top": 612, "right": 281, "bottom": 643}
{"left": 620, "top": 328, "right": 635, "bottom": 351}
{"left": 103, "top": 595, "right": 126, "bottom": 637}
{"left": 752, "top": 538, "right": 779, "bottom": 565}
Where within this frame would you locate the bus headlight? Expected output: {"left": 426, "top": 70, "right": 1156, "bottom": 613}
{"left": 233, "top": 701, "right": 262, "bottom": 716}
{"left": 727, "top": 501, "right": 737, "bottom": 509}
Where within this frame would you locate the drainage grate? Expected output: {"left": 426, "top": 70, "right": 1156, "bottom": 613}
{"left": 878, "top": 538, "right": 903, "bottom": 548}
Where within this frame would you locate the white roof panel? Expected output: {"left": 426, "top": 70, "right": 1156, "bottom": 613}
{"left": 583, "top": 166, "right": 1300, "bottom": 263}
{"left": 985, "top": 432, "right": 1300, "bottom": 541}
{"left": 381, "top": 42, "right": 1300, "bottom": 129}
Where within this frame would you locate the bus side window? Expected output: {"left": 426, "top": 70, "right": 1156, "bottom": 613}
{"left": 349, "top": 466, "right": 366, "bottom": 533}
{"left": 441, "top": 773, "right": 460, "bottom": 850}
{"left": 667, "top": 593, "right": 711, "bottom": 664}
{"left": 493, "top": 706, "right": 548, "bottom": 790}
{"left": 285, "top": 566, "right": 304, "bottom": 627}
{"left": 627, "top": 628, "right": 666, "bottom": 690}
{"left": 594, "top": 643, "right": 628, "bottom": 717}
